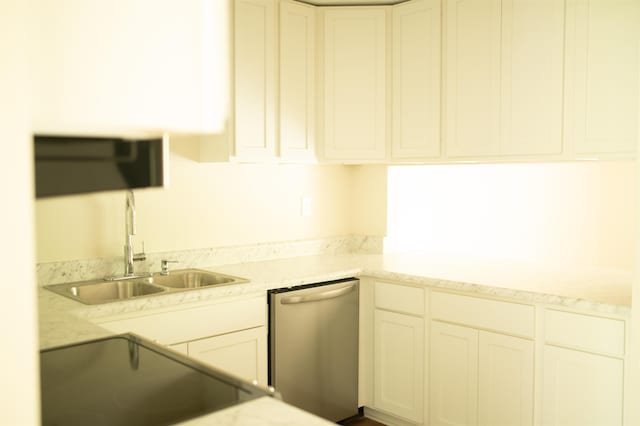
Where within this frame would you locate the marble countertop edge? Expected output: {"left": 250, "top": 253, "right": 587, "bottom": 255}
{"left": 39, "top": 253, "right": 632, "bottom": 341}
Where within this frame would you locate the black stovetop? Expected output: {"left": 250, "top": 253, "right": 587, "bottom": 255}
{"left": 40, "top": 334, "right": 271, "bottom": 426}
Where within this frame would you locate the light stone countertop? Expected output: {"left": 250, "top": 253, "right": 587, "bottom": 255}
{"left": 39, "top": 252, "right": 632, "bottom": 349}
{"left": 176, "top": 397, "right": 334, "bottom": 426}
{"left": 37, "top": 252, "right": 632, "bottom": 425}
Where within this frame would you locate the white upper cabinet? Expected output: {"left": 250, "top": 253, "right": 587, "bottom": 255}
{"left": 391, "top": 0, "right": 441, "bottom": 160}
{"left": 501, "top": 0, "right": 564, "bottom": 156}
{"left": 320, "top": 8, "right": 388, "bottom": 162}
{"left": 445, "top": 0, "right": 502, "bottom": 157}
{"left": 564, "top": 0, "right": 640, "bottom": 157}
{"left": 445, "top": 0, "right": 565, "bottom": 158}
{"left": 233, "top": 0, "right": 277, "bottom": 161}
{"left": 279, "top": 0, "right": 317, "bottom": 162}
{"left": 32, "top": 0, "right": 229, "bottom": 136}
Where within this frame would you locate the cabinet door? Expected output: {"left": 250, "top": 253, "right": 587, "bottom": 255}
{"left": 322, "top": 8, "right": 387, "bottom": 161}
{"left": 445, "top": 0, "right": 501, "bottom": 157}
{"left": 188, "top": 326, "right": 268, "bottom": 386}
{"left": 478, "top": 331, "right": 534, "bottom": 426}
{"left": 565, "top": 0, "right": 640, "bottom": 157}
{"left": 374, "top": 309, "right": 424, "bottom": 423}
{"left": 391, "top": 0, "right": 441, "bottom": 160}
{"left": 234, "top": 0, "right": 277, "bottom": 161}
{"left": 500, "top": 0, "right": 564, "bottom": 156}
{"left": 279, "top": 0, "right": 316, "bottom": 162}
{"left": 542, "top": 345, "right": 624, "bottom": 426}
{"left": 33, "top": 0, "right": 229, "bottom": 135}
{"left": 430, "top": 321, "right": 479, "bottom": 426}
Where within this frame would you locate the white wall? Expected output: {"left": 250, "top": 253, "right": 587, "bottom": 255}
{"left": 350, "top": 165, "right": 388, "bottom": 237}
{"left": 387, "top": 161, "right": 636, "bottom": 271}
{"left": 0, "top": 1, "right": 40, "bottom": 424}
{"left": 36, "top": 139, "right": 355, "bottom": 262}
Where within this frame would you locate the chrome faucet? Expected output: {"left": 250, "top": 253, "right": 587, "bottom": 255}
{"left": 124, "top": 190, "right": 146, "bottom": 277}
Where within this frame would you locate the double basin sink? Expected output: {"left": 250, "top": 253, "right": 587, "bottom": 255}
{"left": 45, "top": 269, "right": 248, "bottom": 305}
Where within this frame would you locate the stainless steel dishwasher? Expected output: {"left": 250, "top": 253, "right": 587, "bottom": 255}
{"left": 268, "top": 278, "right": 359, "bottom": 422}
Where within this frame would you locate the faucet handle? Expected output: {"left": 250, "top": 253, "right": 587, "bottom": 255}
{"left": 132, "top": 241, "right": 146, "bottom": 262}
{"left": 161, "top": 259, "right": 179, "bottom": 275}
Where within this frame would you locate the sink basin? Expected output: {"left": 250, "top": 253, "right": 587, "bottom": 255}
{"left": 151, "top": 269, "right": 248, "bottom": 289}
{"left": 45, "top": 269, "right": 249, "bottom": 304}
{"left": 48, "top": 279, "right": 166, "bottom": 305}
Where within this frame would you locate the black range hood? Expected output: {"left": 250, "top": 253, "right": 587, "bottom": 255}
{"left": 34, "top": 134, "right": 166, "bottom": 198}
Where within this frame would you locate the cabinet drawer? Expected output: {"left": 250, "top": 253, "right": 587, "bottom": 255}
{"left": 431, "top": 291, "right": 534, "bottom": 338}
{"left": 97, "top": 295, "right": 266, "bottom": 345}
{"left": 375, "top": 281, "right": 425, "bottom": 316}
{"left": 545, "top": 309, "right": 625, "bottom": 357}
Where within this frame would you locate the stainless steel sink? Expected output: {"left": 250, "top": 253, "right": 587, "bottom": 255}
{"left": 45, "top": 269, "right": 248, "bottom": 305}
{"left": 151, "top": 269, "right": 246, "bottom": 289}
{"left": 48, "top": 279, "right": 166, "bottom": 305}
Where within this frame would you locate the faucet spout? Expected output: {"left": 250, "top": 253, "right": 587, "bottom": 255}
{"left": 124, "top": 190, "right": 145, "bottom": 277}
{"left": 125, "top": 190, "right": 136, "bottom": 238}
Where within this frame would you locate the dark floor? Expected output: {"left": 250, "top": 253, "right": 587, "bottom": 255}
{"left": 338, "top": 416, "right": 386, "bottom": 426}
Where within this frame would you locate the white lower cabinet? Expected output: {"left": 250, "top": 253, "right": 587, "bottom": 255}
{"left": 542, "top": 345, "right": 623, "bottom": 426}
{"left": 430, "top": 321, "right": 479, "bottom": 426}
{"left": 430, "top": 321, "right": 534, "bottom": 426}
{"left": 374, "top": 309, "right": 424, "bottom": 423}
{"left": 95, "top": 294, "right": 268, "bottom": 387}
{"left": 369, "top": 281, "right": 426, "bottom": 424}
{"left": 188, "top": 326, "right": 268, "bottom": 386}
{"left": 429, "top": 291, "right": 535, "bottom": 426}
{"left": 541, "top": 308, "right": 626, "bottom": 426}
{"left": 362, "top": 281, "right": 629, "bottom": 426}
{"left": 478, "top": 331, "right": 534, "bottom": 426}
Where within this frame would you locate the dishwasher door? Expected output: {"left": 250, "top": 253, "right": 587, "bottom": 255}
{"left": 269, "top": 279, "right": 359, "bottom": 422}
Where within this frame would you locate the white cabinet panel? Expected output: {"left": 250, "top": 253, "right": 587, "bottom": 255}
{"left": 375, "top": 281, "right": 425, "bottom": 316}
{"left": 430, "top": 291, "right": 535, "bottom": 338}
{"left": 322, "top": 8, "right": 387, "bottom": 161}
{"left": 542, "top": 345, "right": 624, "bottom": 426}
{"left": 234, "top": 0, "right": 277, "bottom": 161}
{"left": 374, "top": 309, "right": 424, "bottom": 423}
{"left": 445, "top": 0, "right": 501, "bottom": 157}
{"left": 501, "top": 0, "right": 564, "bottom": 156}
{"left": 279, "top": 1, "right": 316, "bottom": 162}
{"left": 392, "top": 0, "right": 441, "bottom": 160}
{"left": 33, "top": 0, "right": 229, "bottom": 135}
{"left": 431, "top": 322, "right": 534, "bottom": 426}
{"left": 430, "top": 321, "right": 479, "bottom": 426}
{"left": 445, "top": 0, "right": 564, "bottom": 158}
{"left": 545, "top": 309, "right": 626, "bottom": 356}
{"left": 478, "top": 331, "right": 533, "bottom": 426}
{"left": 97, "top": 295, "right": 265, "bottom": 345}
{"left": 189, "top": 326, "right": 268, "bottom": 386}
{"left": 94, "top": 294, "right": 269, "bottom": 392}
{"left": 565, "top": 0, "right": 640, "bottom": 157}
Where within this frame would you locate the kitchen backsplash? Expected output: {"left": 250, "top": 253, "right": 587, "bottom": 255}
{"left": 36, "top": 235, "right": 382, "bottom": 286}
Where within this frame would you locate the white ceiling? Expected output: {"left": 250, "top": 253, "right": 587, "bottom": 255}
{"left": 295, "top": 0, "right": 409, "bottom": 5}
